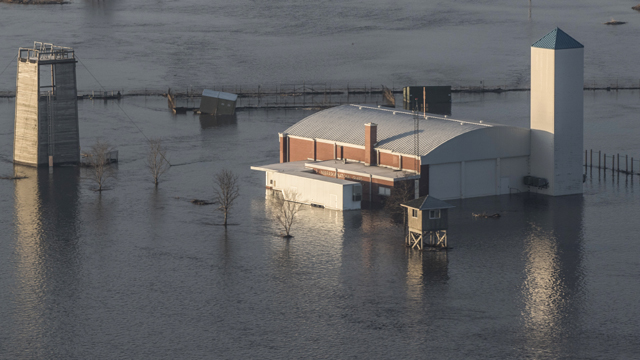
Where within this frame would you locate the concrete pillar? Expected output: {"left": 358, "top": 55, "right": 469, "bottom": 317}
{"left": 530, "top": 28, "right": 584, "bottom": 196}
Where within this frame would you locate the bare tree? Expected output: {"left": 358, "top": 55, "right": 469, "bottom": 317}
{"left": 273, "top": 189, "right": 303, "bottom": 238}
{"left": 213, "top": 170, "right": 240, "bottom": 226}
{"left": 384, "top": 180, "right": 414, "bottom": 216}
{"left": 85, "top": 140, "right": 116, "bottom": 191}
{"left": 146, "top": 138, "right": 170, "bottom": 187}
{"left": 384, "top": 180, "right": 414, "bottom": 231}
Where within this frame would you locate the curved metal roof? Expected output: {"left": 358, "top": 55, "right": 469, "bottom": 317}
{"left": 284, "top": 104, "right": 499, "bottom": 157}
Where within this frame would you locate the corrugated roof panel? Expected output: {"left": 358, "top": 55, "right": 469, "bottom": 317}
{"left": 532, "top": 28, "right": 583, "bottom": 50}
{"left": 402, "top": 195, "right": 455, "bottom": 210}
{"left": 202, "top": 89, "right": 238, "bottom": 101}
{"left": 284, "top": 105, "right": 493, "bottom": 157}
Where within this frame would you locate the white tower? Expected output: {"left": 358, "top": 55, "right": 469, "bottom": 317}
{"left": 530, "top": 28, "right": 584, "bottom": 196}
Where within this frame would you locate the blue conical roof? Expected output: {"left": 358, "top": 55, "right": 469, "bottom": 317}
{"left": 532, "top": 28, "right": 583, "bottom": 50}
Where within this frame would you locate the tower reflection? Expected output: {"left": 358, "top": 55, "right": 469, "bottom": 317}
{"left": 11, "top": 165, "right": 81, "bottom": 356}
{"left": 521, "top": 194, "right": 585, "bottom": 352}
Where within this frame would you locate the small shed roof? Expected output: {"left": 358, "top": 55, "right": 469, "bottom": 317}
{"left": 401, "top": 195, "right": 454, "bottom": 210}
{"left": 202, "top": 89, "right": 238, "bottom": 101}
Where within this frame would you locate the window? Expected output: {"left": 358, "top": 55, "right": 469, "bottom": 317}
{"left": 378, "top": 187, "right": 391, "bottom": 196}
{"left": 412, "top": 209, "right": 418, "bottom": 218}
{"left": 352, "top": 185, "right": 362, "bottom": 201}
{"left": 270, "top": 179, "right": 273, "bottom": 185}
{"left": 429, "top": 210, "right": 441, "bottom": 219}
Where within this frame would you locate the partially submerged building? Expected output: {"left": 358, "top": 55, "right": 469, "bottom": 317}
{"left": 200, "top": 89, "right": 237, "bottom": 116}
{"left": 14, "top": 42, "right": 80, "bottom": 166}
{"left": 253, "top": 28, "right": 584, "bottom": 209}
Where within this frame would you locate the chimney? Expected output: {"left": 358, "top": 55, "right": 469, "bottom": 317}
{"left": 364, "top": 123, "right": 377, "bottom": 166}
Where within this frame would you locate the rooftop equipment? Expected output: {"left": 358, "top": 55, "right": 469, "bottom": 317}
{"left": 403, "top": 86, "right": 451, "bottom": 115}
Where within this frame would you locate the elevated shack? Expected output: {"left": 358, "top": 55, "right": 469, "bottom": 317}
{"left": 401, "top": 195, "right": 454, "bottom": 250}
{"left": 14, "top": 42, "right": 80, "bottom": 166}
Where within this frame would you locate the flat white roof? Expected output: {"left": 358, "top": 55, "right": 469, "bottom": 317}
{"left": 306, "top": 160, "right": 420, "bottom": 182}
{"left": 251, "top": 161, "right": 360, "bottom": 186}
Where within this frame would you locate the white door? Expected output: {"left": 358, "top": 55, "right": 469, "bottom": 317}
{"left": 500, "top": 177, "right": 510, "bottom": 195}
{"left": 330, "top": 194, "right": 338, "bottom": 209}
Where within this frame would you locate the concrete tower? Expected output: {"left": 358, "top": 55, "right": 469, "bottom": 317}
{"left": 14, "top": 42, "right": 80, "bottom": 167}
{"left": 530, "top": 28, "right": 584, "bottom": 196}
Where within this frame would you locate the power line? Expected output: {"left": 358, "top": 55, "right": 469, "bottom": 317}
{"left": 75, "top": 56, "right": 172, "bottom": 166}
{"left": 0, "top": 55, "right": 17, "bottom": 79}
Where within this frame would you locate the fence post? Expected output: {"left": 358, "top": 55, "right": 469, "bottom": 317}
{"left": 604, "top": 153, "right": 607, "bottom": 172}
{"left": 632, "top": 157, "right": 634, "bottom": 175}
{"left": 617, "top": 154, "right": 620, "bottom": 174}
{"left": 585, "top": 150, "right": 587, "bottom": 167}
{"left": 590, "top": 149, "right": 593, "bottom": 169}
{"left": 599, "top": 151, "right": 601, "bottom": 170}
{"left": 626, "top": 155, "right": 628, "bottom": 174}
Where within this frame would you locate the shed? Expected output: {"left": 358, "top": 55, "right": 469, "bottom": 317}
{"left": 251, "top": 161, "right": 362, "bottom": 210}
{"left": 401, "top": 195, "right": 454, "bottom": 249}
{"left": 200, "top": 89, "right": 238, "bottom": 116}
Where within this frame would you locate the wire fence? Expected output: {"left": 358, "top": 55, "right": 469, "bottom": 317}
{"left": 584, "top": 149, "right": 640, "bottom": 176}
{"left": 0, "top": 79, "right": 640, "bottom": 107}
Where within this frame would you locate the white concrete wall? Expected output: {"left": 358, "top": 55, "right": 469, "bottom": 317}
{"left": 429, "top": 156, "right": 530, "bottom": 200}
{"left": 530, "top": 46, "right": 583, "bottom": 196}
{"left": 266, "top": 171, "right": 360, "bottom": 210}
{"left": 464, "top": 159, "right": 496, "bottom": 198}
{"left": 429, "top": 162, "right": 461, "bottom": 200}
{"left": 499, "top": 156, "right": 529, "bottom": 194}
{"left": 14, "top": 61, "right": 39, "bottom": 165}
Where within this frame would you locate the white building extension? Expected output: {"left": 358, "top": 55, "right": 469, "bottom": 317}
{"left": 251, "top": 162, "right": 363, "bottom": 210}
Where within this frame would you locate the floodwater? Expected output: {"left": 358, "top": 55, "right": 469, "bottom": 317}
{"left": 1, "top": 0, "right": 640, "bottom": 359}
{"left": 0, "top": 91, "right": 639, "bottom": 359}
{"left": 1, "top": 0, "right": 640, "bottom": 91}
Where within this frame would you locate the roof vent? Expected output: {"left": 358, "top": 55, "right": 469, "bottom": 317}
{"left": 444, "top": 115, "right": 448, "bottom": 118}
{"left": 393, "top": 111, "right": 396, "bottom": 115}
{"left": 378, "top": 105, "right": 381, "bottom": 108}
{"left": 359, "top": 106, "right": 362, "bottom": 110}
{"left": 479, "top": 120, "right": 483, "bottom": 123}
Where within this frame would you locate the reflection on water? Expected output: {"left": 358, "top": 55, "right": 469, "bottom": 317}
{"left": 521, "top": 195, "right": 585, "bottom": 353}
{"left": 199, "top": 114, "right": 238, "bottom": 129}
{"left": 11, "top": 165, "right": 80, "bottom": 358}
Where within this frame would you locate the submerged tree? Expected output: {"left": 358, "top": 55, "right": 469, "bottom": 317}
{"left": 384, "top": 180, "right": 415, "bottom": 232}
{"left": 146, "top": 138, "right": 170, "bottom": 187}
{"left": 273, "top": 189, "right": 303, "bottom": 238}
{"left": 85, "top": 140, "right": 116, "bottom": 191}
{"left": 213, "top": 170, "right": 240, "bottom": 226}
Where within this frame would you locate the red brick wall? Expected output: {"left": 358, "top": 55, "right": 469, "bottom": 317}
{"left": 316, "top": 142, "right": 334, "bottom": 161}
{"left": 402, "top": 156, "right": 419, "bottom": 172}
{"left": 289, "top": 137, "right": 314, "bottom": 162}
{"left": 343, "top": 146, "right": 364, "bottom": 162}
{"left": 379, "top": 152, "right": 399, "bottom": 168}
